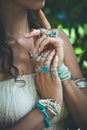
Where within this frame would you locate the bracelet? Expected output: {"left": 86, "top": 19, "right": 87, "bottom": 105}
{"left": 39, "top": 99, "right": 61, "bottom": 116}
{"left": 57, "top": 64, "right": 71, "bottom": 81}
{"left": 74, "top": 78, "right": 87, "bottom": 88}
{"left": 35, "top": 103, "right": 50, "bottom": 128}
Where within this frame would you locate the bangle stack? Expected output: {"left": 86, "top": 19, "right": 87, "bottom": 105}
{"left": 57, "top": 64, "right": 71, "bottom": 81}
{"left": 35, "top": 99, "right": 61, "bottom": 128}
{"left": 35, "top": 103, "right": 50, "bottom": 128}
{"left": 39, "top": 99, "right": 61, "bottom": 116}
{"left": 74, "top": 78, "right": 87, "bottom": 88}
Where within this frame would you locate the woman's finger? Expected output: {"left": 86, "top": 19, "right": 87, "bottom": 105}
{"left": 25, "top": 29, "right": 46, "bottom": 38}
{"left": 35, "top": 34, "right": 47, "bottom": 53}
{"left": 40, "top": 50, "right": 53, "bottom": 66}
{"left": 40, "top": 50, "right": 56, "bottom": 81}
{"left": 37, "top": 37, "right": 64, "bottom": 53}
{"left": 39, "top": 10, "right": 51, "bottom": 29}
{"left": 25, "top": 30, "right": 41, "bottom": 38}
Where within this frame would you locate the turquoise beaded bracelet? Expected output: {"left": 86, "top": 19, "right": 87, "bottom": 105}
{"left": 35, "top": 103, "right": 50, "bottom": 128}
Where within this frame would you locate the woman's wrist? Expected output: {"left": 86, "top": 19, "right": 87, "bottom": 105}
{"left": 62, "top": 78, "right": 71, "bottom": 87}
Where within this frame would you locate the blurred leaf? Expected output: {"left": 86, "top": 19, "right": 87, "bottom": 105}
{"left": 75, "top": 47, "right": 84, "bottom": 55}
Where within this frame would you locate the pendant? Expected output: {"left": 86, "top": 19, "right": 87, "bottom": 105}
{"left": 28, "top": 51, "right": 33, "bottom": 59}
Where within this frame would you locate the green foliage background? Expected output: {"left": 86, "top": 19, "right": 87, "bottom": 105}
{"left": 43, "top": 0, "right": 87, "bottom": 77}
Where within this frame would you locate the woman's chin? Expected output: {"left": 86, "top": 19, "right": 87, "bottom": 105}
{"left": 33, "top": 1, "right": 45, "bottom": 10}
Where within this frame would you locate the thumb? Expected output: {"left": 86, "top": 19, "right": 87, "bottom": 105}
{"left": 39, "top": 9, "right": 51, "bottom": 29}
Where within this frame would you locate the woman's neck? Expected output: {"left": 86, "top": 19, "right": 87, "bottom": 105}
{"left": 1, "top": 0, "right": 30, "bottom": 39}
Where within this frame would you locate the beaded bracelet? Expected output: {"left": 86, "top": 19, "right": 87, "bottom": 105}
{"left": 57, "top": 64, "right": 71, "bottom": 81}
{"left": 35, "top": 103, "right": 50, "bottom": 128}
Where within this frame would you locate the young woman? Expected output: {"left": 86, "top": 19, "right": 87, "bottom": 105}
{"left": 0, "top": 0, "right": 87, "bottom": 130}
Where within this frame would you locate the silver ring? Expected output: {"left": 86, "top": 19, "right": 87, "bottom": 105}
{"left": 45, "top": 57, "right": 52, "bottom": 61}
{"left": 35, "top": 66, "right": 42, "bottom": 72}
{"left": 41, "top": 54, "right": 47, "bottom": 58}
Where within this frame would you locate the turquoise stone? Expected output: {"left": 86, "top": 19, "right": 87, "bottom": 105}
{"left": 46, "top": 30, "right": 56, "bottom": 38}
{"left": 42, "top": 66, "right": 50, "bottom": 74}
{"left": 51, "top": 73, "right": 57, "bottom": 79}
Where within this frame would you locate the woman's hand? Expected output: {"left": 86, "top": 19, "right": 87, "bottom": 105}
{"left": 25, "top": 10, "right": 64, "bottom": 67}
{"left": 35, "top": 49, "right": 63, "bottom": 105}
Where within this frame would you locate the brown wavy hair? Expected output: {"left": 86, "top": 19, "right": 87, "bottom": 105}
{"left": 0, "top": 10, "right": 41, "bottom": 80}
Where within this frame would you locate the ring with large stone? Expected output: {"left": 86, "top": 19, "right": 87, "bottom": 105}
{"left": 42, "top": 66, "right": 50, "bottom": 74}
{"left": 35, "top": 66, "right": 42, "bottom": 72}
{"left": 46, "top": 30, "right": 56, "bottom": 38}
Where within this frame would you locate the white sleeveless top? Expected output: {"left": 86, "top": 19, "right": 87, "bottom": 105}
{"left": 0, "top": 74, "right": 68, "bottom": 130}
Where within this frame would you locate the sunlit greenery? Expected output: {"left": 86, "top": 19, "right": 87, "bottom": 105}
{"left": 44, "top": 0, "right": 87, "bottom": 77}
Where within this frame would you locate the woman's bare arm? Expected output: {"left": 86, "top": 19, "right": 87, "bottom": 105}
{"left": 2, "top": 108, "right": 53, "bottom": 130}
{"left": 63, "top": 80, "right": 87, "bottom": 128}
{"left": 59, "top": 30, "right": 87, "bottom": 128}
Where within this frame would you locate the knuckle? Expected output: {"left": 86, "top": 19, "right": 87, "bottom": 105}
{"left": 44, "top": 61, "right": 50, "bottom": 66}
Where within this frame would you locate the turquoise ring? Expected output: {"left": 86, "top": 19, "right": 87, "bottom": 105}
{"left": 42, "top": 66, "right": 50, "bottom": 74}
{"left": 46, "top": 30, "right": 56, "bottom": 38}
{"left": 51, "top": 73, "right": 57, "bottom": 80}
